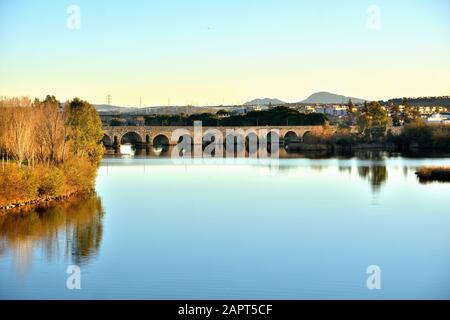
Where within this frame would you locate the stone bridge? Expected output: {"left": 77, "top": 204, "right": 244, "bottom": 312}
{"left": 102, "top": 125, "right": 329, "bottom": 147}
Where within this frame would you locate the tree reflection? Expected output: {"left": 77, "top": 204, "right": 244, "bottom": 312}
{"left": 0, "top": 194, "right": 105, "bottom": 273}
{"left": 357, "top": 165, "right": 388, "bottom": 192}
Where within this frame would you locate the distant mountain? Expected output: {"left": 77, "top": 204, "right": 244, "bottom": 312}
{"left": 301, "top": 92, "right": 367, "bottom": 104}
{"left": 244, "top": 98, "right": 286, "bottom": 106}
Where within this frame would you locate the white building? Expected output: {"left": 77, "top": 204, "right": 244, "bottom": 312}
{"left": 315, "top": 105, "right": 348, "bottom": 117}
{"left": 245, "top": 105, "right": 263, "bottom": 112}
{"left": 427, "top": 113, "right": 450, "bottom": 124}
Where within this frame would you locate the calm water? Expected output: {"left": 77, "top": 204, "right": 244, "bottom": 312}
{"left": 1, "top": 149, "right": 450, "bottom": 299}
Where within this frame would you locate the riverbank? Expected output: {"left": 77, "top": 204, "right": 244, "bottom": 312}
{"left": 0, "top": 160, "right": 98, "bottom": 214}
{"left": 0, "top": 188, "right": 95, "bottom": 214}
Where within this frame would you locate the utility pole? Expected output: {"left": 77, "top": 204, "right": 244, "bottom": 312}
{"left": 107, "top": 94, "right": 112, "bottom": 106}
{"left": 139, "top": 97, "right": 142, "bottom": 108}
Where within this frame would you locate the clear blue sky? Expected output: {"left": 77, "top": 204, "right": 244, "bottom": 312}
{"left": 1, "top": 0, "right": 449, "bottom": 106}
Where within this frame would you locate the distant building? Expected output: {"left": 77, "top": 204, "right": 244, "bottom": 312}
{"left": 399, "top": 105, "right": 447, "bottom": 115}
{"left": 427, "top": 113, "right": 450, "bottom": 124}
{"left": 297, "top": 105, "right": 316, "bottom": 114}
{"left": 244, "top": 105, "right": 262, "bottom": 112}
{"left": 315, "top": 105, "right": 348, "bottom": 117}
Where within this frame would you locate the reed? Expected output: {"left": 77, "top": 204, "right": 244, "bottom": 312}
{"left": 415, "top": 166, "right": 450, "bottom": 182}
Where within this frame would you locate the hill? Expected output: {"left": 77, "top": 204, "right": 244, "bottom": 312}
{"left": 301, "top": 92, "right": 367, "bottom": 104}
{"left": 244, "top": 98, "right": 286, "bottom": 106}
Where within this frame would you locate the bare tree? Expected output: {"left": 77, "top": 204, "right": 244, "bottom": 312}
{"left": 0, "top": 97, "right": 35, "bottom": 167}
{"left": 34, "top": 95, "right": 68, "bottom": 164}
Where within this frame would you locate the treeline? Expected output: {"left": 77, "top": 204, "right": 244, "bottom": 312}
{"left": 140, "top": 106, "right": 327, "bottom": 127}
{"left": 0, "top": 96, "right": 104, "bottom": 208}
{"left": 388, "top": 121, "right": 450, "bottom": 150}
{"left": 304, "top": 121, "right": 450, "bottom": 150}
{"left": 387, "top": 96, "right": 450, "bottom": 107}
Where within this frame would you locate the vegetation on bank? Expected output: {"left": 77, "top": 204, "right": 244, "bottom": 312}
{"left": 415, "top": 167, "right": 450, "bottom": 182}
{"left": 134, "top": 106, "right": 327, "bottom": 127}
{"left": 388, "top": 120, "right": 450, "bottom": 150}
{"left": 299, "top": 123, "right": 450, "bottom": 152}
{"left": 0, "top": 96, "right": 103, "bottom": 209}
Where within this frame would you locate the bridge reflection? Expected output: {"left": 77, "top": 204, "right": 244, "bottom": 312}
{"left": 106, "top": 143, "right": 285, "bottom": 158}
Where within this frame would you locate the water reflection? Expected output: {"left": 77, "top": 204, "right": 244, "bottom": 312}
{"left": 2, "top": 152, "right": 450, "bottom": 299}
{"left": 0, "top": 194, "right": 104, "bottom": 273}
{"left": 357, "top": 165, "right": 388, "bottom": 192}
{"left": 104, "top": 147, "right": 413, "bottom": 192}
{"left": 107, "top": 145, "right": 385, "bottom": 159}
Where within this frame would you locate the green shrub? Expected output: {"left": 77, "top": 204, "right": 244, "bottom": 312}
{"left": 395, "top": 122, "right": 450, "bottom": 150}
{"left": 37, "top": 167, "right": 65, "bottom": 196}
{"left": 62, "top": 158, "right": 97, "bottom": 190}
{"left": 0, "top": 164, "right": 38, "bottom": 205}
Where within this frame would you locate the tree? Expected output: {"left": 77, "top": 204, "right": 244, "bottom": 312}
{"left": 34, "top": 95, "right": 68, "bottom": 164}
{"left": 391, "top": 104, "right": 402, "bottom": 126}
{"left": 347, "top": 99, "right": 355, "bottom": 113}
{"left": 345, "top": 99, "right": 357, "bottom": 126}
{"left": 357, "top": 112, "right": 369, "bottom": 133}
{"left": 356, "top": 101, "right": 388, "bottom": 135}
{"left": 367, "top": 101, "right": 388, "bottom": 128}
{"left": 66, "top": 98, "right": 104, "bottom": 164}
{"left": 216, "top": 109, "right": 230, "bottom": 117}
{"left": 402, "top": 98, "right": 412, "bottom": 123}
{"left": 362, "top": 101, "right": 369, "bottom": 113}
{"left": 410, "top": 107, "right": 422, "bottom": 121}
{"left": 0, "top": 97, "right": 35, "bottom": 166}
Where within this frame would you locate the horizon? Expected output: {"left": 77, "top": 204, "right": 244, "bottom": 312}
{"left": 4, "top": 90, "right": 449, "bottom": 109}
{"left": 1, "top": 0, "right": 450, "bottom": 106}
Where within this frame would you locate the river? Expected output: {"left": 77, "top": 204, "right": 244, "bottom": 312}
{"left": 1, "top": 148, "right": 450, "bottom": 299}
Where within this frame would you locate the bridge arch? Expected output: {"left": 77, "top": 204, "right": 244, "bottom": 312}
{"left": 266, "top": 130, "right": 280, "bottom": 153}
{"left": 120, "top": 132, "right": 143, "bottom": 145}
{"left": 153, "top": 134, "right": 170, "bottom": 146}
{"left": 266, "top": 131, "right": 280, "bottom": 144}
{"left": 284, "top": 131, "right": 298, "bottom": 143}
{"left": 302, "top": 131, "right": 314, "bottom": 143}
{"left": 225, "top": 132, "right": 245, "bottom": 145}
{"left": 245, "top": 132, "right": 259, "bottom": 151}
{"left": 203, "top": 130, "right": 223, "bottom": 146}
{"left": 177, "top": 134, "right": 193, "bottom": 145}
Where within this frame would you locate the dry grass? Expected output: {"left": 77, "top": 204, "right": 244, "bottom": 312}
{"left": 415, "top": 166, "right": 450, "bottom": 182}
